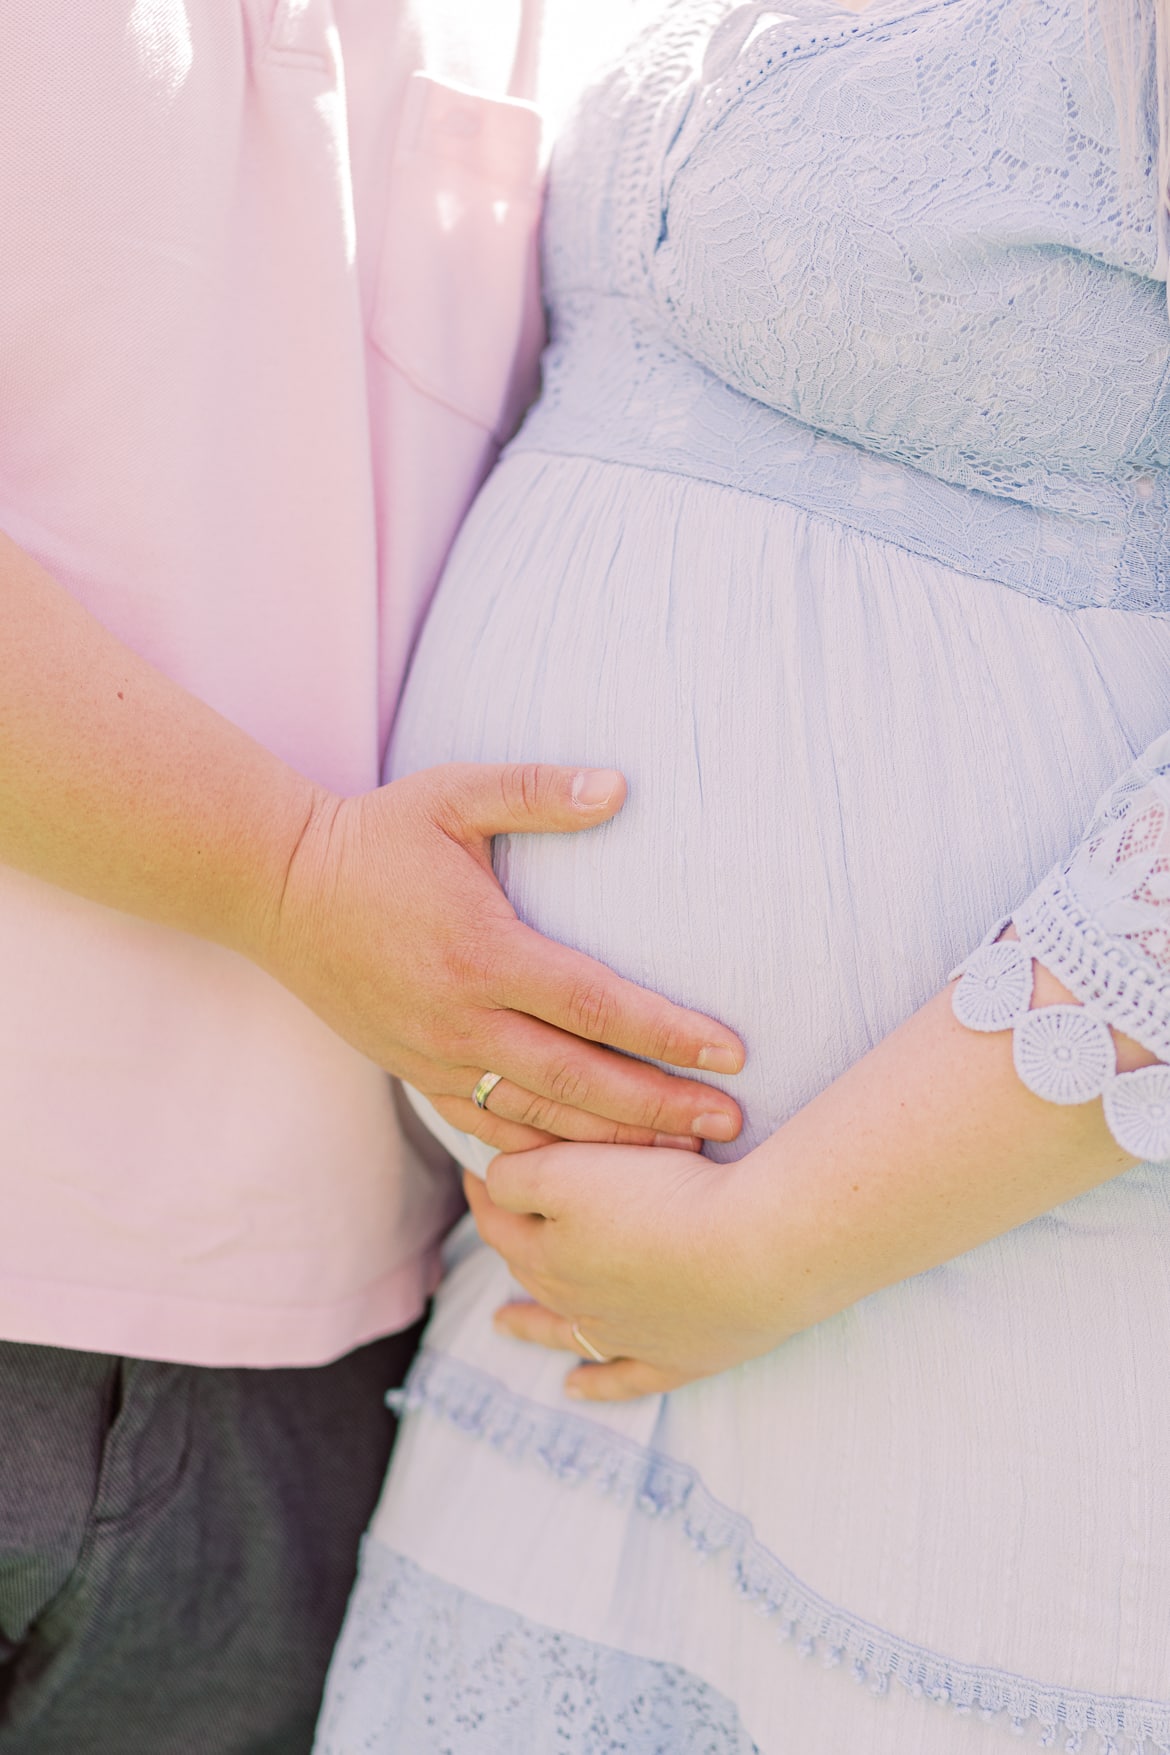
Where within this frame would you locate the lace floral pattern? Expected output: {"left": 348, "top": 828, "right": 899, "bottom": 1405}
{"left": 510, "top": 0, "right": 1170, "bottom": 611}
{"left": 655, "top": 0, "right": 1162, "bottom": 504}
{"left": 953, "top": 736, "right": 1170, "bottom": 1156}
{"left": 1057, "top": 740, "right": 1170, "bottom": 981}
{"left": 535, "top": 0, "right": 1170, "bottom": 1141}
{"left": 342, "top": 1352, "right": 1170, "bottom": 1755}
{"left": 316, "top": 1543, "right": 761, "bottom": 1755}
{"left": 1019, "top": 737, "right": 1170, "bottom": 1056}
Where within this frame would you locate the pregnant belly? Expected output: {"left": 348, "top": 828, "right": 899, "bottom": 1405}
{"left": 389, "top": 451, "right": 1170, "bottom": 1156}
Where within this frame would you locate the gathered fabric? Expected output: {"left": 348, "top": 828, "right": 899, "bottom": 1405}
{"left": 319, "top": 453, "right": 1170, "bottom": 1754}
{"left": 518, "top": 0, "right": 1167, "bottom": 612}
{"left": 317, "top": 1, "right": 1170, "bottom": 1747}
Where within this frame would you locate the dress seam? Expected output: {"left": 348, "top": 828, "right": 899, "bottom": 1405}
{"left": 393, "top": 1347, "right": 1170, "bottom": 1755}
{"left": 504, "top": 444, "right": 1170, "bottom": 614}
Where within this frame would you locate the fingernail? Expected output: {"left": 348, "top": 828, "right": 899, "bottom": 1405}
{"left": 693, "top": 1111, "right": 738, "bottom": 1142}
{"left": 697, "top": 1044, "right": 741, "bottom": 1075}
{"left": 564, "top": 1381, "right": 586, "bottom": 1399}
{"left": 652, "top": 1132, "right": 701, "bottom": 1150}
{"left": 571, "top": 768, "right": 622, "bottom": 809}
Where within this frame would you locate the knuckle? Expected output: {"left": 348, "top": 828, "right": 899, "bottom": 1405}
{"left": 442, "top": 921, "right": 503, "bottom": 1005}
{"left": 546, "top": 1060, "right": 593, "bottom": 1111}
{"left": 441, "top": 934, "right": 487, "bottom": 996}
{"left": 500, "top": 762, "right": 545, "bottom": 818}
{"left": 563, "top": 978, "right": 616, "bottom": 1044}
{"left": 472, "top": 1113, "right": 527, "bottom": 1153}
{"left": 613, "top": 1123, "right": 657, "bottom": 1147}
{"left": 622, "top": 995, "right": 693, "bottom": 1066}
{"left": 632, "top": 1088, "right": 674, "bottom": 1132}
{"left": 653, "top": 1093, "right": 681, "bottom": 1131}
{"left": 424, "top": 764, "right": 473, "bottom": 837}
{"left": 512, "top": 1092, "right": 557, "bottom": 1132}
{"left": 645, "top": 1019, "right": 689, "bottom": 1065}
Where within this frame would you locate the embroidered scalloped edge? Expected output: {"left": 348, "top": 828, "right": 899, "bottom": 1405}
{"left": 390, "top": 1348, "right": 1170, "bottom": 1755}
{"left": 950, "top": 936, "right": 1170, "bottom": 1155}
{"left": 1013, "top": 871, "right": 1170, "bottom": 1064}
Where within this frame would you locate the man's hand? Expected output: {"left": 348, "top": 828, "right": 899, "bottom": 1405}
{"left": 265, "top": 762, "right": 745, "bottom": 1151}
{"left": 0, "top": 536, "right": 742, "bottom": 1151}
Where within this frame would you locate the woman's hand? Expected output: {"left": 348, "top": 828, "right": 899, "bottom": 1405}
{"left": 468, "top": 1144, "right": 794, "bottom": 1400}
{"left": 475, "top": 986, "right": 1146, "bottom": 1402}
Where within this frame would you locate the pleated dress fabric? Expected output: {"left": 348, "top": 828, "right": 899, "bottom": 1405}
{"left": 315, "top": 0, "right": 1170, "bottom": 1748}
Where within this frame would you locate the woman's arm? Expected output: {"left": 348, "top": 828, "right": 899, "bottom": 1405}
{"left": 481, "top": 738, "right": 1170, "bottom": 1396}
{"left": 477, "top": 962, "right": 1149, "bottom": 1397}
{"left": 0, "top": 527, "right": 744, "bottom": 1150}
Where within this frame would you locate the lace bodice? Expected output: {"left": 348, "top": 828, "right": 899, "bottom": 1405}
{"left": 654, "top": 0, "right": 1163, "bottom": 506}
{"left": 514, "top": 0, "right": 1170, "bottom": 1152}
{"left": 512, "top": 0, "right": 1168, "bottom": 608}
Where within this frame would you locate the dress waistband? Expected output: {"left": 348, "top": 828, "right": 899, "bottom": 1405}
{"left": 509, "top": 296, "right": 1168, "bottom": 614}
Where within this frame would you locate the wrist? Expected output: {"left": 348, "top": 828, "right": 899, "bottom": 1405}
{"left": 728, "top": 1139, "right": 845, "bottom": 1349}
{"left": 231, "top": 773, "right": 342, "bottom": 980}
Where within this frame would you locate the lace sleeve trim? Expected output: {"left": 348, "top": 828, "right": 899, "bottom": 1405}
{"left": 1013, "top": 869, "right": 1170, "bottom": 1063}
{"left": 950, "top": 937, "right": 1170, "bottom": 1161}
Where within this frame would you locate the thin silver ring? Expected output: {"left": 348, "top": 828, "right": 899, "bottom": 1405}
{"left": 472, "top": 1071, "right": 504, "bottom": 1112}
{"left": 570, "top": 1321, "right": 612, "bottom": 1365}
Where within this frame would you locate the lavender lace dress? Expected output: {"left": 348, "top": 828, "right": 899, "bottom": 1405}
{"left": 315, "top": 0, "right": 1170, "bottom": 1749}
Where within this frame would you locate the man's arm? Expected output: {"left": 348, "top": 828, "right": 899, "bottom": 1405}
{"left": 0, "top": 529, "right": 743, "bottom": 1150}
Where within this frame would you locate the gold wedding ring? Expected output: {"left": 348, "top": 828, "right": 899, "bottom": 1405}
{"left": 570, "top": 1321, "right": 612, "bottom": 1364}
{"left": 472, "top": 1071, "right": 504, "bottom": 1112}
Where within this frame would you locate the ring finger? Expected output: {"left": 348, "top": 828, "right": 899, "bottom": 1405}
{"left": 453, "top": 1070, "right": 702, "bottom": 1150}
{"left": 472, "top": 1012, "right": 741, "bottom": 1143}
{"left": 492, "top": 1299, "right": 620, "bottom": 1363}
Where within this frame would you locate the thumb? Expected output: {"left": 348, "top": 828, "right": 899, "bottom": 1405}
{"left": 437, "top": 762, "right": 627, "bottom": 841}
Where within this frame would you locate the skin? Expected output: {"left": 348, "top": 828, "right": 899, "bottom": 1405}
{"left": 484, "top": 940, "right": 1159, "bottom": 1399}
{"left": 468, "top": 0, "right": 1161, "bottom": 1399}
{"left": 0, "top": 529, "right": 745, "bottom": 1150}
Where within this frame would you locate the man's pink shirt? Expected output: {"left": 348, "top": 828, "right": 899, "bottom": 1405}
{"left": 0, "top": 0, "right": 545, "bottom": 1365}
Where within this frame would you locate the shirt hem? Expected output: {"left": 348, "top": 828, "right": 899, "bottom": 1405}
{"left": 0, "top": 1252, "right": 443, "bottom": 1369}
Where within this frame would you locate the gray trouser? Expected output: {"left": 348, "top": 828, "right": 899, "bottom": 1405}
{"left": 0, "top": 1326, "right": 422, "bottom": 1754}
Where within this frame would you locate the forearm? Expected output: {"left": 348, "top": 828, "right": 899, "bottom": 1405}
{"left": 749, "top": 737, "right": 1170, "bottom": 1337}
{"left": 485, "top": 735, "right": 1170, "bottom": 1395}
{"left": 483, "top": 969, "right": 1155, "bottom": 1397}
{"left": 0, "top": 528, "right": 321, "bottom": 961}
{"left": 0, "top": 528, "right": 745, "bottom": 1149}
{"left": 748, "top": 967, "right": 1151, "bottom": 1340}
